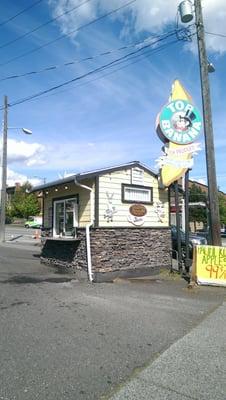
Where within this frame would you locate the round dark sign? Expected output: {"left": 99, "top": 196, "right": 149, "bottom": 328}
{"left": 129, "top": 204, "right": 147, "bottom": 217}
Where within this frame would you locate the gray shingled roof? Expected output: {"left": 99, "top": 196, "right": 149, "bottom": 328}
{"left": 31, "top": 161, "right": 158, "bottom": 192}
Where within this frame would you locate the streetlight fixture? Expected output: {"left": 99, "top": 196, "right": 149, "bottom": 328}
{"left": 0, "top": 95, "right": 32, "bottom": 243}
{"left": 207, "top": 62, "right": 215, "bottom": 73}
{"left": 8, "top": 127, "right": 32, "bottom": 135}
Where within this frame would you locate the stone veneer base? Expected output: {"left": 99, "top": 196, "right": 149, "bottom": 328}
{"left": 40, "top": 227, "right": 171, "bottom": 282}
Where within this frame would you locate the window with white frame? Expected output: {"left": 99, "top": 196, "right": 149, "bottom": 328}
{"left": 122, "top": 184, "right": 153, "bottom": 204}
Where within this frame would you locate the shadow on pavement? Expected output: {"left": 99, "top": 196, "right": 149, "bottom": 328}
{"left": 1, "top": 275, "right": 74, "bottom": 284}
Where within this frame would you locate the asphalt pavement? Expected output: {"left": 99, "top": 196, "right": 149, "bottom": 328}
{"left": 0, "top": 243, "right": 226, "bottom": 399}
{"left": 108, "top": 301, "right": 226, "bottom": 400}
{"left": 5, "top": 225, "right": 39, "bottom": 245}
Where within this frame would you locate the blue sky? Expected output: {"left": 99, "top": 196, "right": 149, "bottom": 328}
{"left": 1, "top": 0, "right": 226, "bottom": 191}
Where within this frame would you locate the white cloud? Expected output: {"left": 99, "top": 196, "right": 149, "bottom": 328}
{"left": 7, "top": 169, "right": 43, "bottom": 187}
{"left": 49, "top": 0, "right": 226, "bottom": 53}
{"left": 42, "top": 136, "right": 159, "bottom": 172}
{"left": 190, "top": 177, "right": 207, "bottom": 185}
{"left": 201, "top": 0, "right": 226, "bottom": 54}
{"left": 58, "top": 171, "right": 76, "bottom": 178}
{"left": 1, "top": 138, "right": 46, "bottom": 167}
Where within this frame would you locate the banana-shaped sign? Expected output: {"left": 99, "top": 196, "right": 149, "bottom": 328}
{"left": 156, "top": 80, "right": 202, "bottom": 187}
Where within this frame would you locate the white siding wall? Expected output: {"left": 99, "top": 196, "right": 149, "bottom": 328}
{"left": 42, "top": 168, "right": 169, "bottom": 230}
{"left": 98, "top": 168, "right": 169, "bottom": 227}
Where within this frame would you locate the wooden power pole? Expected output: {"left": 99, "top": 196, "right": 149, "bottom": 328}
{"left": 0, "top": 96, "right": 8, "bottom": 242}
{"left": 195, "top": 0, "right": 221, "bottom": 246}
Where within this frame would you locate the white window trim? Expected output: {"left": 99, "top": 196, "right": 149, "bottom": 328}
{"left": 122, "top": 184, "right": 153, "bottom": 204}
{"left": 53, "top": 197, "right": 78, "bottom": 237}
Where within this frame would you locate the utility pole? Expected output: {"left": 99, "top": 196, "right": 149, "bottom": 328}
{"left": 174, "top": 181, "right": 183, "bottom": 271}
{"left": 194, "top": 0, "right": 221, "bottom": 246}
{"left": 184, "top": 169, "right": 191, "bottom": 272}
{"left": 0, "top": 96, "right": 8, "bottom": 243}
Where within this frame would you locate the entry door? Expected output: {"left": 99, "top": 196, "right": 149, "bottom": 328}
{"left": 54, "top": 201, "right": 64, "bottom": 236}
{"left": 53, "top": 198, "right": 78, "bottom": 237}
{"left": 65, "top": 199, "right": 78, "bottom": 236}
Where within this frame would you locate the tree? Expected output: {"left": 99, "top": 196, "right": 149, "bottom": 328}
{"left": 188, "top": 183, "right": 226, "bottom": 230}
{"left": 218, "top": 193, "right": 226, "bottom": 226}
{"left": 8, "top": 182, "right": 40, "bottom": 219}
{"left": 188, "top": 184, "right": 207, "bottom": 231}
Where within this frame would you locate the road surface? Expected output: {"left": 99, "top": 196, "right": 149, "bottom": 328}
{"left": 0, "top": 243, "right": 226, "bottom": 400}
{"left": 5, "top": 225, "right": 39, "bottom": 243}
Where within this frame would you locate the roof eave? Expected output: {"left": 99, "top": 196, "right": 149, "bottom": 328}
{"left": 30, "top": 161, "right": 159, "bottom": 192}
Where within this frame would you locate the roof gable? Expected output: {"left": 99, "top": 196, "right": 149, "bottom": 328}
{"left": 31, "top": 161, "right": 158, "bottom": 192}
{"left": 77, "top": 161, "right": 157, "bottom": 180}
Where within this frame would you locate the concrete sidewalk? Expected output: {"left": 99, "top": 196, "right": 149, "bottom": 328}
{"left": 108, "top": 301, "right": 226, "bottom": 400}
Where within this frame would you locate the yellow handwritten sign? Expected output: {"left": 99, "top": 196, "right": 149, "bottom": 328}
{"left": 193, "top": 245, "right": 226, "bottom": 287}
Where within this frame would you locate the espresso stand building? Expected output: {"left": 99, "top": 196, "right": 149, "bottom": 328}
{"left": 32, "top": 161, "right": 171, "bottom": 282}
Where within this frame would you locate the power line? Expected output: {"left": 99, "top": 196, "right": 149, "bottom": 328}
{"left": 0, "top": 0, "right": 93, "bottom": 50}
{"left": 84, "top": 31, "right": 195, "bottom": 83}
{"left": 6, "top": 31, "right": 186, "bottom": 108}
{"left": 36, "top": 38, "right": 181, "bottom": 103}
{"left": 6, "top": 38, "right": 181, "bottom": 108}
{"left": 7, "top": 32, "right": 178, "bottom": 106}
{"left": 0, "top": 0, "right": 137, "bottom": 67}
{"left": 0, "top": 31, "right": 176, "bottom": 82}
{"left": 0, "top": 0, "right": 44, "bottom": 27}
{"left": 192, "top": 174, "right": 226, "bottom": 179}
{"left": 205, "top": 30, "right": 226, "bottom": 38}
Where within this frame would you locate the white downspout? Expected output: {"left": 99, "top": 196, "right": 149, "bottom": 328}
{"left": 74, "top": 178, "right": 94, "bottom": 282}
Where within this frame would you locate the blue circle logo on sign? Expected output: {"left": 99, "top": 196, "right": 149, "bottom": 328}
{"left": 159, "top": 100, "right": 202, "bottom": 145}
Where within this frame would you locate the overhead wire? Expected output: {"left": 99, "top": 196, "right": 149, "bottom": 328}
{"left": 0, "top": 0, "right": 137, "bottom": 67}
{"left": 0, "top": 0, "right": 44, "bottom": 27}
{"left": 0, "top": 0, "right": 94, "bottom": 50}
{"left": 36, "top": 38, "right": 183, "bottom": 103}
{"left": 205, "top": 31, "right": 226, "bottom": 38}
{"left": 0, "top": 29, "right": 181, "bottom": 82}
{"left": 5, "top": 28, "right": 194, "bottom": 109}
{"left": 9, "top": 39, "right": 182, "bottom": 108}
{"left": 7, "top": 31, "right": 180, "bottom": 107}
